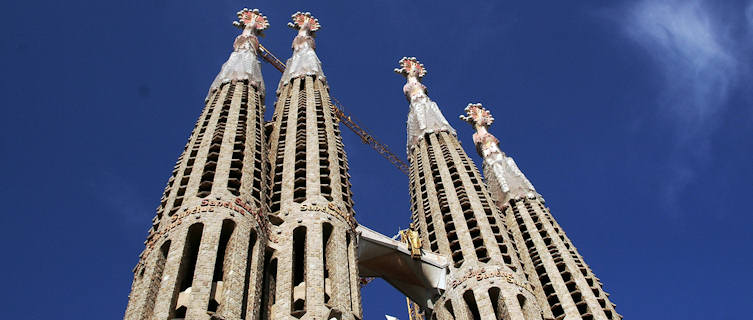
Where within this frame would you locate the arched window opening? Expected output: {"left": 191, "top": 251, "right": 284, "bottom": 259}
{"left": 444, "top": 300, "right": 456, "bottom": 319}
{"left": 488, "top": 287, "right": 501, "bottom": 320}
{"left": 322, "top": 223, "right": 334, "bottom": 304}
{"left": 213, "top": 220, "right": 236, "bottom": 282}
{"left": 291, "top": 226, "right": 307, "bottom": 317}
{"left": 170, "top": 223, "right": 204, "bottom": 319}
{"left": 142, "top": 240, "right": 170, "bottom": 320}
{"left": 240, "top": 231, "right": 257, "bottom": 320}
{"left": 207, "top": 220, "right": 235, "bottom": 312}
{"left": 260, "top": 257, "right": 277, "bottom": 320}
{"left": 346, "top": 233, "right": 355, "bottom": 310}
{"left": 463, "top": 290, "right": 481, "bottom": 320}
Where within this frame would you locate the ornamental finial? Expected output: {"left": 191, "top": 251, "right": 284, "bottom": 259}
{"left": 394, "top": 57, "right": 427, "bottom": 79}
{"left": 233, "top": 8, "right": 269, "bottom": 33}
{"left": 288, "top": 11, "right": 321, "bottom": 33}
{"left": 460, "top": 103, "right": 495, "bottom": 129}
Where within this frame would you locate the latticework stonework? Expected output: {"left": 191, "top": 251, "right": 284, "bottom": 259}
{"left": 262, "top": 75, "right": 361, "bottom": 320}
{"left": 124, "top": 79, "right": 269, "bottom": 320}
{"left": 463, "top": 103, "right": 622, "bottom": 320}
{"left": 407, "top": 131, "right": 545, "bottom": 320}
{"left": 259, "top": 12, "right": 362, "bottom": 320}
{"left": 123, "top": 9, "right": 623, "bottom": 320}
{"left": 499, "top": 198, "right": 621, "bottom": 320}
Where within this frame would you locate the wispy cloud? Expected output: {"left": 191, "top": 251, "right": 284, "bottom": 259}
{"left": 624, "top": 0, "right": 739, "bottom": 134}
{"left": 610, "top": 0, "right": 750, "bottom": 210}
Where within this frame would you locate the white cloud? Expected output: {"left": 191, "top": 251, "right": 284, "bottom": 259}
{"left": 613, "top": 0, "right": 750, "bottom": 209}
{"left": 623, "top": 0, "right": 740, "bottom": 136}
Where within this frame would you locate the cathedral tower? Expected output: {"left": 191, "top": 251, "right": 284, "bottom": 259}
{"left": 460, "top": 104, "right": 621, "bottom": 320}
{"left": 262, "top": 12, "right": 362, "bottom": 320}
{"left": 396, "top": 58, "right": 545, "bottom": 320}
{"left": 123, "top": 9, "right": 270, "bottom": 320}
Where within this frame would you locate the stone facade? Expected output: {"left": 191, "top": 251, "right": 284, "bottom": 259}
{"left": 461, "top": 104, "right": 621, "bottom": 320}
{"left": 397, "top": 58, "right": 545, "bottom": 320}
{"left": 124, "top": 79, "right": 269, "bottom": 320}
{"left": 124, "top": 10, "right": 269, "bottom": 320}
{"left": 124, "top": 9, "right": 622, "bottom": 320}
{"left": 260, "top": 12, "right": 362, "bottom": 320}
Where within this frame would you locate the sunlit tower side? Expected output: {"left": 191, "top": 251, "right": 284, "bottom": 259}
{"left": 396, "top": 57, "right": 545, "bottom": 320}
{"left": 124, "top": 8, "right": 270, "bottom": 320}
{"left": 461, "top": 103, "right": 621, "bottom": 320}
{"left": 262, "top": 12, "right": 362, "bottom": 320}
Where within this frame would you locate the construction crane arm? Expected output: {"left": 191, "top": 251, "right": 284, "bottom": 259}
{"left": 258, "top": 44, "right": 409, "bottom": 176}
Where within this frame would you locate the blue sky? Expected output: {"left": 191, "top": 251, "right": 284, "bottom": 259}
{"left": 2, "top": 0, "right": 752, "bottom": 319}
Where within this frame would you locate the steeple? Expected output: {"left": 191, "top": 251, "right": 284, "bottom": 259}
{"left": 461, "top": 103, "right": 537, "bottom": 206}
{"left": 278, "top": 11, "right": 326, "bottom": 92}
{"left": 461, "top": 104, "right": 621, "bottom": 320}
{"left": 263, "top": 11, "right": 362, "bottom": 319}
{"left": 397, "top": 58, "right": 545, "bottom": 320}
{"left": 124, "top": 8, "right": 270, "bottom": 320}
{"left": 395, "top": 57, "right": 455, "bottom": 153}
{"left": 209, "top": 8, "right": 268, "bottom": 97}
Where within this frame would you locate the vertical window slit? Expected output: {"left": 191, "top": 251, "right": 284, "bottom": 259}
{"left": 322, "top": 223, "right": 333, "bottom": 305}
{"left": 488, "top": 287, "right": 501, "bottom": 320}
{"left": 227, "top": 83, "right": 248, "bottom": 196}
{"left": 140, "top": 241, "right": 170, "bottom": 320}
{"left": 260, "top": 257, "right": 277, "bottom": 320}
{"left": 346, "top": 233, "right": 354, "bottom": 311}
{"left": 169, "top": 89, "right": 219, "bottom": 215}
{"left": 269, "top": 95, "right": 290, "bottom": 213}
{"left": 208, "top": 220, "right": 235, "bottom": 312}
{"left": 316, "top": 90, "right": 332, "bottom": 201}
{"left": 198, "top": 82, "right": 235, "bottom": 198}
{"left": 291, "top": 226, "right": 307, "bottom": 317}
{"left": 444, "top": 300, "right": 455, "bottom": 319}
{"left": 463, "top": 290, "right": 481, "bottom": 320}
{"left": 293, "top": 86, "right": 307, "bottom": 204}
{"left": 240, "top": 231, "right": 257, "bottom": 320}
{"left": 169, "top": 223, "right": 204, "bottom": 318}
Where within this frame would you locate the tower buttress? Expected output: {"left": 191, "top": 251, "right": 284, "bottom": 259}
{"left": 461, "top": 103, "right": 621, "bottom": 320}
{"left": 397, "top": 58, "right": 545, "bottom": 320}
{"left": 124, "top": 8, "right": 270, "bottom": 320}
{"left": 263, "top": 11, "right": 361, "bottom": 320}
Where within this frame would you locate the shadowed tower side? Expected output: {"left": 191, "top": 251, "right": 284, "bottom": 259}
{"left": 262, "top": 12, "right": 362, "bottom": 320}
{"left": 460, "top": 103, "right": 621, "bottom": 320}
{"left": 396, "top": 58, "right": 546, "bottom": 320}
{"left": 123, "top": 8, "right": 270, "bottom": 320}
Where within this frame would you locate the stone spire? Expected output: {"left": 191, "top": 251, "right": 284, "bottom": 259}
{"left": 208, "top": 8, "right": 268, "bottom": 97}
{"left": 460, "top": 103, "right": 537, "bottom": 206}
{"left": 395, "top": 57, "right": 455, "bottom": 153}
{"left": 462, "top": 103, "right": 622, "bottom": 320}
{"left": 262, "top": 11, "right": 362, "bottom": 319}
{"left": 399, "top": 60, "right": 544, "bottom": 320}
{"left": 277, "top": 11, "right": 326, "bottom": 92}
{"left": 124, "top": 9, "right": 270, "bottom": 320}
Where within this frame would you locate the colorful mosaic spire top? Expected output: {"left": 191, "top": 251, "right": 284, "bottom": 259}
{"left": 394, "top": 57, "right": 427, "bottom": 80}
{"left": 460, "top": 103, "right": 495, "bottom": 129}
{"left": 233, "top": 8, "right": 269, "bottom": 32}
{"left": 288, "top": 11, "right": 321, "bottom": 32}
{"left": 208, "top": 8, "right": 267, "bottom": 96}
